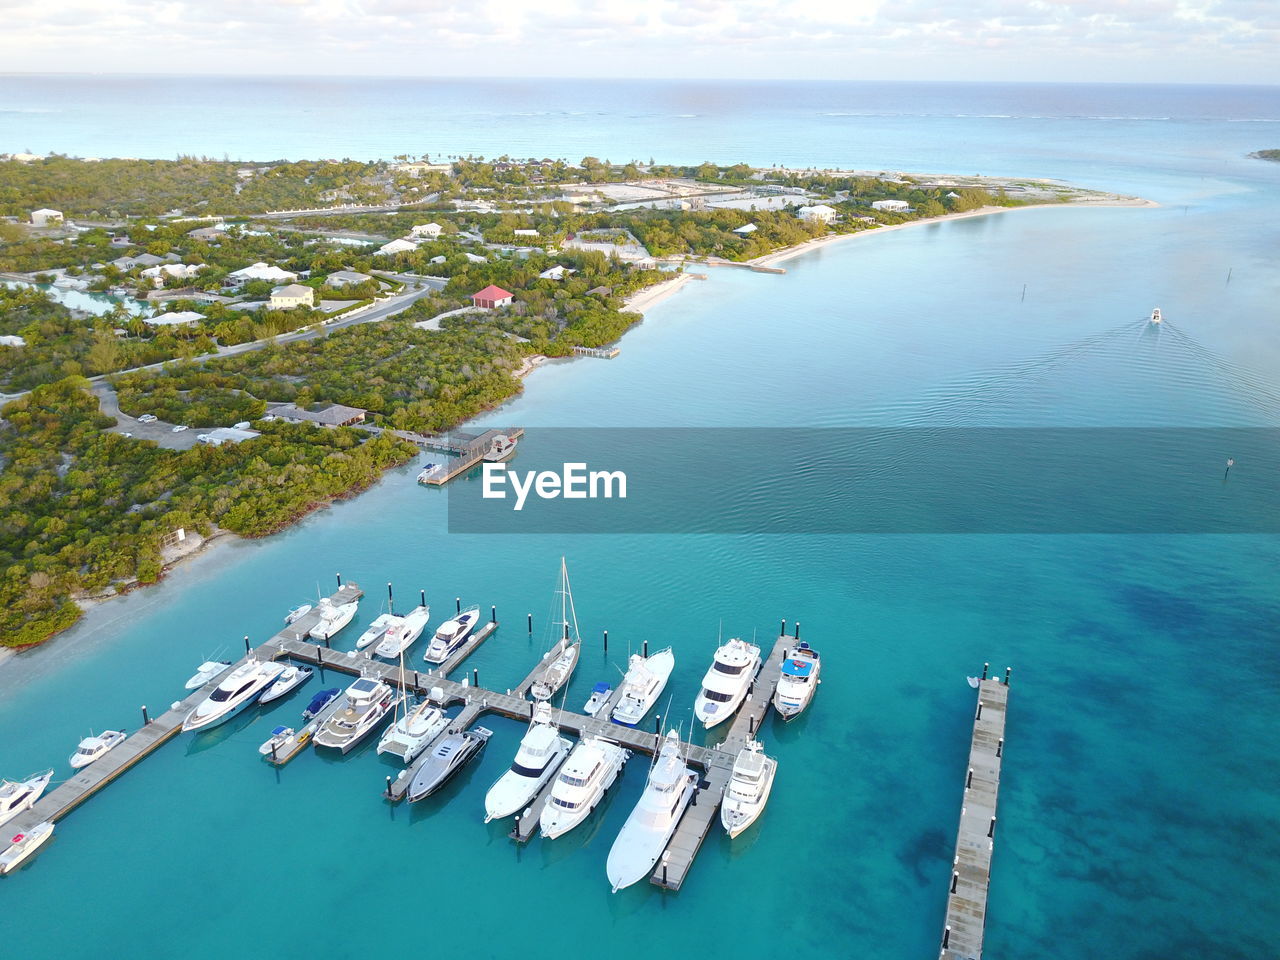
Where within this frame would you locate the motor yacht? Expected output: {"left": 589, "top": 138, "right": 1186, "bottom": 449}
{"left": 284, "top": 604, "right": 312, "bottom": 625}
{"left": 773, "top": 642, "right": 821, "bottom": 719}
{"left": 184, "top": 660, "right": 231, "bottom": 690}
{"left": 693, "top": 637, "right": 761, "bottom": 729}
{"left": 583, "top": 682, "right": 612, "bottom": 717}
{"left": 422, "top": 606, "right": 479, "bottom": 664}
{"left": 355, "top": 613, "right": 395, "bottom": 650}
{"left": 258, "top": 665, "right": 313, "bottom": 706}
{"left": 0, "top": 771, "right": 54, "bottom": 830}
{"left": 313, "top": 677, "right": 400, "bottom": 753}
{"left": 375, "top": 605, "right": 432, "bottom": 659}
{"left": 606, "top": 731, "right": 697, "bottom": 891}
{"left": 539, "top": 737, "right": 629, "bottom": 839}
{"left": 182, "top": 660, "right": 285, "bottom": 732}
{"left": 610, "top": 647, "right": 675, "bottom": 727}
{"left": 720, "top": 741, "right": 777, "bottom": 838}
{"left": 378, "top": 698, "right": 451, "bottom": 763}
{"left": 309, "top": 598, "right": 359, "bottom": 642}
{"left": 406, "top": 726, "right": 492, "bottom": 801}
{"left": 483, "top": 702, "right": 571, "bottom": 822}
{"left": 482, "top": 434, "right": 517, "bottom": 462}
{"left": 0, "top": 821, "right": 55, "bottom": 875}
{"left": 68, "top": 731, "right": 126, "bottom": 769}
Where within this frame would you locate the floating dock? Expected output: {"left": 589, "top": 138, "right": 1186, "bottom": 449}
{"left": 571, "top": 345, "right": 620, "bottom": 359}
{"left": 418, "top": 427, "right": 524, "bottom": 486}
{"left": 940, "top": 669, "right": 1010, "bottom": 960}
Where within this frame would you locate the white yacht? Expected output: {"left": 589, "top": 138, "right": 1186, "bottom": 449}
{"left": 309, "top": 598, "right": 359, "bottom": 642}
{"left": 422, "top": 606, "right": 479, "bottom": 664}
{"left": 378, "top": 698, "right": 451, "bottom": 763}
{"left": 283, "top": 603, "right": 312, "bottom": 625}
{"left": 313, "top": 677, "right": 400, "bottom": 754}
{"left": 0, "top": 821, "right": 55, "bottom": 875}
{"left": 0, "top": 771, "right": 54, "bottom": 829}
{"left": 482, "top": 434, "right": 517, "bottom": 462}
{"left": 583, "top": 682, "right": 613, "bottom": 717}
{"left": 610, "top": 647, "right": 675, "bottom": 727}
{"left": 1149, "top": 306, "right": 1163, "bottom": 324}
{"left": 539, "top": 737, "right": 630, "bottom": 840}
{"left": 720, "top": 740, "right": 777, "bottom": 838}
{"left": 530, "top": 558, "right": 582, "bottom": 701}
{"left": 184, "top": 660, "right": 231, "bottom": 690}
{"left": 693, "top": 637, "right": 761, "bottom": 729}
{"left": 68, "top": 731, "right": 126, "bottom": 769}
{"left": 773, "top": 642, "right": 821, "bottom": 719}
{"left": 606, "top": 731, "right": 697, "bottom": 892}
{"left": 376, "top": 605, "right": 432, "bottom": 659}
{"left": 258, "top": 725, "right": 300, "bottom": 758}
{"left": 182, "top": 660, "right": 285, "bottom": 732}
{"left": 483, "top": 702, "right": 571, "bottom": 822}
{"left": 258, "top": 665, "right": 313, "bottom": 705}
{"left": 416, "top": 463, "right": 442, "bottom": 484}
{"left": 355, "top": 613, "right": 395, "bottom": 650}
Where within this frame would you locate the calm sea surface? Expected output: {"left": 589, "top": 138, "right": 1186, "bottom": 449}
{"left": 1, "top": 79, "right": 1278, "bottom": 959}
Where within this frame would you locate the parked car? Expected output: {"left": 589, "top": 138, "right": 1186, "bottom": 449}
{"left": 137, "top": 414, "right": 158, "bottom": 424}
{"left": 172, "top": 425, "right": 188, "bottom": 432}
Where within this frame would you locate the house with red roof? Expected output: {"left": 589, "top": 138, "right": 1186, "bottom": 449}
{"left": 471, "top": 284, "right": 514, "bottom": 309}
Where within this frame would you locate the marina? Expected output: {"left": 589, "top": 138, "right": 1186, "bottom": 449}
{"left": 418, "top": 427, "right": 526, "bottom": 486}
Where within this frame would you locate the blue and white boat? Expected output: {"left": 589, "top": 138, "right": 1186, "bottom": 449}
{"left": 583, "top": 682, "right": 612, "bottom": 717}
{"left": 182, "top": 660, "right": 285, "bottom": 732}
{"left": 772, "top": 643, "right": 821, "bottom": 720}
{"left": 302, "top": 688, "right": 341, "bottom": 720}
{"left": 423, "top": 607, "right": 480, "bottom": 664}
{"left": 258, "top": 665, "right": 312, "bottom": 706}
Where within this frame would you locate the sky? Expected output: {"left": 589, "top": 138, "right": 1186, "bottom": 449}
{"left": 1, "top": 0, "right": 1277, "bottom": 84}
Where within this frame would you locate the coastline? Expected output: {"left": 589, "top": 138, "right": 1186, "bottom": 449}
{"left": 622, "top": 271, "right": 699, "bottom": 314}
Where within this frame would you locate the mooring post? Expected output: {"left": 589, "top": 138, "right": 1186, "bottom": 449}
{"left": 385, "top": 775, "right": 392, "bottom": 798}
{"left": 271, "top": 741, "right": 278, "bottom": 763}
{"left": 472, "top": 668, "right": 479, "bottom": 688}
{"left": 336, "top": 572, "right": 342, "bottom": 589}
{"left": 966, "top": 767, "right": 973, "bottom": 789}
{"left": 1004, "top": 666, "right": 1012, "bottom": 686}
{"left": 943, "top": 926, "right": 951, "bottom": 949}
{"left": 794, "top": 621, "right": 800, "bottom": 640}
{"left": 780, "top": 619, "right": 786, "bottom": 637}
{"left": 456, "top": 596, "right": 461, "bottom": 614}
{"left": 643, "top": 639, "right": 649, "bottom": 658}
{"left": 982, "top": 661, "right": 989, "bottom": 680}
{"left": 528, "top": 613, "right": 533, "bottom": 634}
{"left": 976, "top": 701, "right": 983, "bottom": 721}
{"left": 387, "top": 581, "right": 394, "bottom": 614}
{"left": 244, "top": 635, "right": 251, "bottom": 656}
{"left": 491, "top": 605, "right": 496, "bottom": 624}
{"left": 654, "top": 713, "right": 662, "bottom": 735}
{"left": 420, "top": 589, "right": 426, "bottom": 608}
{"left": 988, "top": 816, "right": 996, "bottom": 838}
{"left": 603, "top": 629, "right": 608, "bottom": 653}
{"left": 951, "top": 870, "right": 958, "bottom": 893}
{"left": 997, "top": 738, "right": 1004, "bottom": 758}
{"left": 141, "top": 705, "right": 150, "bottom": 725}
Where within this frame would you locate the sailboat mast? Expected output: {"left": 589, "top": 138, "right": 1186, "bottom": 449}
{"left": 561, "top": 556, "right": 581, "bottom": 645}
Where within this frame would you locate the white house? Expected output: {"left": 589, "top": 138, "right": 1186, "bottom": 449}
{"left": 0, "top": 334, "right": 26, "bottom": 347}
{"left": 871, "top": 199, "right": 911, "bottom": 213}
{"left": 30, "top": 208, "right": 63, "bottom": 227}
{"left": 463, "top": 252, "right": 487, "bottom": 264}
{"left": 377, "top": 238, "right": 418, "bottom": 256}
{"left": 325, "top": 270, "right": 373, "bottom": 288}
{"left": 513, "top": 228, "right": 539, "bottom": 237}
{"left": 145, "top": 310, "right": 205, "bottom": 326}
{"left": 269, "top": 284, "right": 315, "bottom": 309}
{"left": 428, "top": 255, "right": 447, "bottom": 265}
{"left": 409, "top": 223, "right": 442, "bottom": 239}
{"left": 732, "top": 223, "right": 758, "bottom": 235}
{"left": 141, "top": 263, "right": 206, "bottom": 285}
{"left": 229, "top": 262, "right": 298, "bottom": 284}
{"left": 538, "top": 265, "right": 573, "bottom": 281}
{"left": 797, "top": 204, "right": 838, "bottom": 224}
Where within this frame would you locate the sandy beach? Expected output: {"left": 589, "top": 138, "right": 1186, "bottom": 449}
{"left": 622, "top": 271, "right": 699, "bottom": 314}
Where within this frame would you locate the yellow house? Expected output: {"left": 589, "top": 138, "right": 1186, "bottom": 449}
{"left": 269, "top": 283, "right": 315, "bottom": 310}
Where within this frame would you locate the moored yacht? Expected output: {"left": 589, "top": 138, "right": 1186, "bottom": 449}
{"left": 284, "top": 603, "right": 312, "bottom": 625}
{"left": 610, "top": 647, "right": 675, "bottom": 727}
{"left": 355, "top": 613, "right": 395, "bottom": 650}
{"left": 376, "top": 605, "right": 432, "bottom": 659}
{"left": 483, "top": 702, "right": 572, "bottom": 822}
{"left": 182, "top": 660, "right": 285, "bottom": 732}
{"left": 422, "top": 606, "right": 479, "bottom": 664}
{"left": 606, "top": 731, "right": 697, "bottom": 892}
{"left": 68, "top": 731, "right": 126, "bottom": 769}
{"left": 258, "top": 665, "right": 313, "bottom": 706}
{"left": 0, "top": 771, "right": 54, "bottom": 829}
{"left": 406, "top": 726, "right": 492, "bottom": 801}
{"left": 773, "top": 642, "right": 821, "bottom": 719}
{"left": 720, "top": 740, "right": 777, "bottom": 838}
{"left": 309, "top": 598, "right": 359, "bottom": 642}
{"left": 539, "top": 737, "right": 630, "bottom": 839}
{"left": 583, "top": 682, "right": 613, "bottom": 717}
{"left": 0, "top": 821, "right": 55, "bottom": 875}
{"left": 693, "top": 637, "right": 761, "bottom": 729}
{"left": 184, "top": 660, "right": 231, "bottom": 690}
{"left": 302, "top": 687, "right": 341, "bottom": 720}
{"left": 313, "top": 677, "right": 400, "bottom": 754}
{"left": 378, "top": 698, "right": 451, "bottom": 763}
{"left": 482, "top": 434, "right": 517, "bottom": 462}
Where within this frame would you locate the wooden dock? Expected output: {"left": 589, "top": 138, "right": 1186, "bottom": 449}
{"left": 940, "top": 671, "right": 1010, "bottom": 960}
{"left": 419, "top": 427, "right": 525, "bottom": 486}
{"left": 572, "top": 345, "right": 620, "bottom": 359}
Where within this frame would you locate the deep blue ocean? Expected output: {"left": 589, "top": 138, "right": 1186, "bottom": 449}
{"left": 1, "top": 79, "right": 1278, "bottom": 959}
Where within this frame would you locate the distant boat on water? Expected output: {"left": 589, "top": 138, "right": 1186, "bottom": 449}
{"left": 1149, "top": 307, "right": 1162, "bottom": 323}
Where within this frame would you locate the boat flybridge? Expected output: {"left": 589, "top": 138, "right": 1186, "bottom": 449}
{"left": 0, "top": 770, "right": 54, "bottom": 829}
{"left": 376, "top": 604, "right": 431, "bottom": 659}
{"left": 182, "top": 659, "right": 285, "bottom": 732}
{"left": 68, "top": 731, "right": 126, "bottom": 769}
{"left": 407, "top": 726, "right": 493, "bottom": 801}
{"left": 539, "top": 736, "right": 630, "bottom": 840}
{"left": 355, "top": 613, "right": 396, "bottom": 650}
{"left": 693, "top": 637, "right": 762, "bottom": 729}
{"left": 531, "top": 557, "right": 582, "bottom": 702}
{"left": 483, "top": 701, "right": 572, "bottom": 822}
{"left": 720, "top": 740, "right": 777, "bottom": 838}
{"left": 0, "top": 821, "right": 55, "bottom": 875}
{"left": 773, "top": 642, "right": 821, "bottom": 720}
{"left": 313, "top": 676, "right": 400, "bottom": 754}
{"left": 422, "top": 606, "right": 479, "bottom": 664}
{"left": 610, "top": 647, "right": 675, "bottom": 727}
{"left": 606, "top": 730, "right": 697, "bottom": 892}
{"left": 309, "top": 597, "right": 359, "bottom": 643}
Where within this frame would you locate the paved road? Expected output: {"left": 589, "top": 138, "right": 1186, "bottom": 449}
{"left": 94, "top": 382, "right": 200, "bottom": 447}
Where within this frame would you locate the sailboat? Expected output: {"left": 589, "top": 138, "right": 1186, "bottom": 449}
{"left": 378, "top": 648, "right": 449, "bottom": 763}
{"left": 530, "top": 557, "right": 581, "bottom": 702}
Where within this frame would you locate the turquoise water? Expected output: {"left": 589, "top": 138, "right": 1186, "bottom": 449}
{"left": 2, "top": 81, "right": 1280, "bottom": 958}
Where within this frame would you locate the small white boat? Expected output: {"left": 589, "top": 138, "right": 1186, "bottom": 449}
{"left": 355, "top": 613, "right": 395, "bottom": 650}
{"left": 284, "top": 604, "right": 312, "bottom": 625}
{"left": 309, "top": 598, "right": 359, "bottom": 642}
{"left": 68, "top": 731, "right": 126, "bottom": 769}
{"left": 539, "top": 736, "right": 629, "bottom": 840}
{"left": 258, "top": 665, "right": 313, "bottom": 705}
{"left": 606, "top": 731, "right": 697, "bottom": 891}
{"left": 0, "top": 821, "right": 55, "bottom": 875}
{"left": 313, "top": 677, "right": 401, "bottom": 754}
{"left": 182, "top": 660, "right": 285, "bottom": 732}
{"left": 483, "top": 701, "right": 571, "bottom": 822}
{"left": 772, "top": 642, "right": 821, "bottom": 720}
{"left": 258, "top": 725, "right": 300, "bottom": 758}
{"left": 416, "top": 463, "right": 442, "bottom": 484}
{"left": 720, "top": 740, "right": 777, "bottom": 838}
{"left": 611, "top": 647, "right": 675, "bottom": 727}
{"left": 482, "top": 434, "right": 517, "bottom": 462}
{"left": 422, "top": 606, "right": 478, "bottom": 664}
{"left": 693, "top": 637, "right": 761, "bottom": 729}
{"left": 0, "top": 771, "right": 54, "bottom": 829}
{"left": 1149, "top": 307, "right": 1162, "bottom": 324}
{"left": 184, "top": 660, "right": 231, "bottom": 690}
{"left": 378, "top": 698, "right": 451, "bottom": 763}
{"left": 376, "top": 605, "right": 432, "bottom": 659}
{"left": 583, "top": 682, "right": 613, "bottom": 717}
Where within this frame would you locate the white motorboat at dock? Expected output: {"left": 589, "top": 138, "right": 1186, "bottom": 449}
{"left": 422, "top": 606, "right": 478, "bottom": 664}
{"left": 539, "top": 736, "right": 630, "bottom": 840}
{"left": 693, "top": 637, "right": 761, "bottom": 729}
{"left": 583, "top": 682, "right": 613, "bottom": 717}
{"left": 378, "top": 697, "right": 451, "bottom": 763}
{"left": 773, "top": 642, "right": 820, "bottom": 719}
{"left": 184, "top": 660, "right": 231, "bottom": 690}
{"left": 313, "top": 676, "right": 400, "bottom": 754}
{"left": 355, "top": 613, "right": 395, "bottom": 650}
{"left": 376, "top": 604, "right": 431, "bottom": 659}
{"left": 483, "top": 701, "right": 571, "bottom": 822}
{"left": 0, "top": 771, "right": 54, "bottom": 830}
{"left": 611, "top": 646, "right": 675, "bottom": 727}
{"left": 721, "top": 740, "right": 777, "bottom": 838}
{"left": 68, "top": 731, "right": 126, "bottom": 769}
{"left": 606, "top": 730, "right": 697, "bottom": 892}
{"left": 182, "top": 659, "right": 285, "bottom": 732}
{"left": 258, "top": 665, "right": 313, "bottom": 706}
{"left": 309, "top": 597, "right": 359, "bottom": 643}
{"left": 0, "top": 821, "right": 55, "bottom": 875}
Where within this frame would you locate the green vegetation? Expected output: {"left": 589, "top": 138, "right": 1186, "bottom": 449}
{"left": 1249, "top": 149, "right": 1280, "bottom": 162}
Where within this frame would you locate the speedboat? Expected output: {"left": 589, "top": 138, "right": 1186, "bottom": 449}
{"left": 68, "top": 731, "right": 126, "bottom": 769}
{"left": 258, "top": 725, "right": 300, "bottom": 758}
{"left": 0, "top": 771, "right": 54, "bottom": 829}
{"left": 422, "top": 606, "right": 479, "bottom": 664}
{"left": 313, "top": 677, "right": 400, "bottom": 754}
{"left": 302, "top": 687, "right": 341, "bottom": 720}
{"left": 309, "top": 598, "right": 359, "bottom": 642}
{"left": 773, "top": 642, "right": 821, "bottom": 719}
{"left": 182, "top": 659, "right": 285, "bottom": 732}
{"left": 539, "top": 737, "right": 629, "bottom": 839}
{"left": 416, "top": 463, "right": 442, "bottom": 484}
{"left": 610, "top": 647, "right": 675, "bottom": 727}
{"left": 531, "top": 641, "right": 579, "bottom": 702}
{"left": 0, "top": 821, "right": 55, "bottom": 875}
{"left": 375, "top": 605, "right": 431, "bottom": 659}
{"left": 693, "top": 637, "right": 761, "bottom": 729}
{"left": 406, "top": 726, "right": 492, "bottom": 801}
{"left": 355, "top": 613, "right": 395, "bottom": 650}
{"left": 378, "top": 698, "right": 451, "bottom": 763}
{"left": 284, "top": 604, "right": 312, "bottom": 625}
{"left": 721, "top": 740, "right": 777, "bottom": 838}
{"left": 184, "top": 660, "right": 231, "bottom": 690}
{"left": 258, "top": 665, "right": 313, "bottom": 706}
{"left": 583, "top": 682, "right": 613, "bottom": 717}
{"left": 482, "top": 434, "right": 517, "bottom": 462}
{"left": 483, "top": 702, "right": 571, "bottom": 822}
{"left": 1149, "top": 306, "right": 1162, "bottom": 324}
{"left": 606, "top": 731, "right": 697, "bottom": 891}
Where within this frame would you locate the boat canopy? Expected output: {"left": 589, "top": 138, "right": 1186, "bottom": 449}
{"left": 592, "top": 681, "right": 611, "bottom": 694}
{"left": 782, "top": 658, "right": 814, "bottom": 677}
{"left": 270, "top": 725, "right": 289, "bottom": 736}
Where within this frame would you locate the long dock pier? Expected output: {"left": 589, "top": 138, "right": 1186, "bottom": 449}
{"left": 940, "top": 668, "right": 1010, "bottom": 960}
{"left": 419, "top": 427, "right": 524, "bottom": 486}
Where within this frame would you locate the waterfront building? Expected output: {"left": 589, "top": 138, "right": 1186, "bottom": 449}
{"left": 798, "top": 204, "right": 838, "bottom": 223}
{"left": 273, "top": 402, "right": 367, "bottom": 427}
{"left": 410, "top": 223, "right": 442, "bottom": 238}
{"left": 871, "top": 199, "right": 911, "bottom": 212}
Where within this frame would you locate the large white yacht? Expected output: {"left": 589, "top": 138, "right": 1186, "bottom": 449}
{"left": 355, "top": 613, "right": 395, "bottom": 650}
{"left": 0, "top": 770, "right": 54, "bottom": 829}
{"left": 375, "top": 605, "right": 431, "bottom": 659}
{"left": 720, "top": 740, "right": 777, "bottom": 838}
{"left": 693, "top": 637, "right": 761, "bottom": 729}
{"left": 539, "top": 737, "right": 630, "bottom": 840}
{"left": 483, "top": 702, "right": 571, "bottom": 822}
{"left": 605, "top": 731, "right": 697, "bottom": 892}
{"left": 773, "top": 642, "right": 821, "bottom": 720}
{"left": 422, "top": 606, "right": 479, "bottom": 664}
{"left": 182, "top": 660, "right": 285, "bottom": 732}
{"left": 313, "top": 677, "right": 400, "bottom": 753}
{"left": 308, "top": 598, "right": 359, "bottom": 642}
{"left": 377, "top": 698, "right": 451, "bottom": 763}
{"left": 610, "top": 647, "right": 675, "bottom": 727}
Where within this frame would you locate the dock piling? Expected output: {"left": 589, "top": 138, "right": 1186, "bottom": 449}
{"left": 491, "top": 605, "right": 496, "bottom": 624}
{"left": 1004, "top": 667, "right": 1012, "bottom": 686}
{"left": 603, "top": 629, "right": 608, "bottom": 652}
{"left": 528, "top": 613, "right": 533, "bottom": 634}
{"left": 421, "top": 589, "right": 427, "bottom": 608}
{"left": 997, "top": 738, "right": 1003, "bottom": 758}
{"left": 780, "top": 619, "right": 786, "bottom": 637}
{"left": 982, "top": 662, "right": 989, "bottom": 680}
{"left": 643, "top": 639, "right": 649, "bottom": 658}
{"left": 336, "top": 572, "right": 343, "bottom": 588}
{"left": 244, "top": 635, "right": 251, "bottom": 655}
{"left": 141, "top": 705, "right": 150, "bottom": 725}
{"left": 794, "top": 622, "right": 800, "bottom": 640}
{"left": 456, "top": 597, "right": 461, "bottom": 613}
{"left": 387, "top": 581, "right": 394, "bottom": 613}
{"left": 473, "top": 668, "right": 479, "bottom": 688}
{"left": 385, "top": 775, "right": 392, "bottom": 798}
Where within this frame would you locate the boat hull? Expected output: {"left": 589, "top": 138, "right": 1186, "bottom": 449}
{"left": 606, "top": 774, "right": 696, "bottom": 891}
{"left": 0, "top": 773, "right": 53, "bottom": 830}
{"left": 408, "top": 729, "right": 490, "bottom": 801}
{"left": 0, "top": 822, "right": 55, "bottom": 874}
{"left": 483, "top": 739, "right": 570, "bottom": 822}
